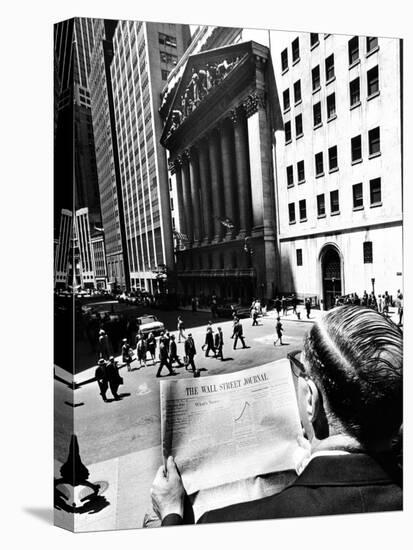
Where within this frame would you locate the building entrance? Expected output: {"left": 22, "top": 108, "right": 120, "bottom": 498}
{"left": 321, "top": 246, "right": 342, "bottom": 310}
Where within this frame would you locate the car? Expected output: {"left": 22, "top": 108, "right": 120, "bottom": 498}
{"left": 136, "top": 314, "right": 165, "bottom": 336}
{"left": 215, "top": 302, "right": 251, "bottom": 319}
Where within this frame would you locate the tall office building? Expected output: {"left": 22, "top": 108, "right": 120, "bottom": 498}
{"left": 271, "top": 32, "right": 403, "bottom": 308}
{"left": 89, "top": 19, "right": 129, "bottom": 291}
{"left": 54, "top": 209, "right": 73, "bottom": 288}
{"left": 107, "top": 20, "right": 191, "bottom": 293}
{"left": 54, "top": 18, "right": 106, "bottom": 289}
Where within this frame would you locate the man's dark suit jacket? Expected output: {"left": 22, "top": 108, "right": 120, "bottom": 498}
{"left": 162, "top": 453, "right": 402, "bottom": 526}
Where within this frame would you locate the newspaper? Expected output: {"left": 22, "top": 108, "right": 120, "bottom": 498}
{"left": 160, "top": 359, "right": 308, "bottom": 514}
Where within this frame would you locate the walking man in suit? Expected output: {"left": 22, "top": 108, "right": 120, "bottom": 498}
{"left": 169, "top": 335, "right": 183, "bottom": 368}
{"left": 233, "top": 319, "right": 247, "bottom": 350}
{"left": 214, "top": 327, "right": 224, "bottom": 360}
{"left": 156, "top": 340, "right": 176, "bottom": 377}
{"left": 95, "top": 358, "right": 109, "bottom": 402}
{"left": 184, "top": 333, "right": 197, "bottom": 372}
{"left": 202, "top": 326, "right": 215, "bottom": 357}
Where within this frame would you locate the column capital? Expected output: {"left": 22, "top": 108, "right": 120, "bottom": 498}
{"left": 243, "top": 90, "right": 266, "bottom": 118}
{"left": 168, "top": 158, "right": 182, "bottom": 173}
{"left": 182, "top": 148, "right": 192, "bottom": 162}
{"left": 229, "top": 105, "right": 246, "bottom": 126}
{"left": 255, "top": 55, "right": 267, "bottom": 71}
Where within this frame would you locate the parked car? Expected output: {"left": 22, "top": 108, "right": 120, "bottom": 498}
{"left": 215, "top": 302, "right": 251, "bottom": 318}
{"left": 136, "top": 314, "right": 165, "bottom": 336}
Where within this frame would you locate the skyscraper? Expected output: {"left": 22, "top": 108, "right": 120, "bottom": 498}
{"left": 54, "top": 18, "right": 106, "bottom": 289}
{"left": 89, "top": 19, "right": 129, "bottom": 291}
{"left": 107, "top": 20, "right": 191, "bottom": 293}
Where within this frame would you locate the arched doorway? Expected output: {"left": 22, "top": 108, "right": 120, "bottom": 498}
{"left": 321, "top": 245, "right": 342, "bottom": 309}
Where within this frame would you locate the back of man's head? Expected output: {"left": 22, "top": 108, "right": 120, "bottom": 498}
{"left": 304, "top": 305, "right": 402, "bottom": 449}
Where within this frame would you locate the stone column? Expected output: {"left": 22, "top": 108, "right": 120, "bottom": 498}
{"left": 181, "top": 150, "right": 193, "bottom": 245}
{"left": 243, "top": 57, "right": 277, "bottom": 300}
{"left": 220, "top": 119, "right": 237, "bottom": 239}
{"left": 173, "top": 159, "right": 187, "bottom": 239}
{"left": 208, "top": 129, "right": 225, "bottom": 242}
{"left": 231, "top": 106, "right": 252, "bottom": 237}
{"left": 188, "top": 148, "right": 202, "bottom": 246}
{"left": 198, "top": 138, "right": 213, "bottom": 244}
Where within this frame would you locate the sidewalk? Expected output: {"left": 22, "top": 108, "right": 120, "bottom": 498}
{"left": 268, "top": 305, "right": 401, "bottom": 326}
{"left": 55, "top": 352, "right": 130, "bottom": 389}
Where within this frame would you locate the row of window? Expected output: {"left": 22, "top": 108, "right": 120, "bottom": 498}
{"left": 288, "top": 177, "right": 382, "bottom": 224}
{"left": 283, "top": 65, "right": 379, "bottom": 143}
{"left": 281, "top": 34, "right": 378, "bottom": 73}
{"left": 296, "top": 240, "right": 374, "bottom": 266}
{"left": 310, "top": 62, "right": 378, "bottom": 98}
{"left": 285, "top": 78, "right": 379, "bottom": 144}
{"left": 158, "top": 33, "right": 177, "bottom": 48}
{"left": 160, "top": 51, "right": 177, "bottom": 65}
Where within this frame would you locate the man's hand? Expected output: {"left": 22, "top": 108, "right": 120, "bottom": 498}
{"left": 151, "top": 456, "right": 185, "bottom": 521}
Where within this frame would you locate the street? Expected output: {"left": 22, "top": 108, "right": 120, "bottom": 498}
{"left": 55, "top": 306, "right": 312, "bottom": 466}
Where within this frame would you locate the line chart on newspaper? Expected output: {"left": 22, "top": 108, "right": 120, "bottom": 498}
{"left": 160, "top": 358, "right": 310, "bottom": 518}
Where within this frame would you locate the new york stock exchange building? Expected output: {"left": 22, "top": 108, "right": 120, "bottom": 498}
{"left": 160, "top": 40, "right": 284, "bottom": 303}
{"left": 159, "top": 31, "right": 403, "bottom": 308}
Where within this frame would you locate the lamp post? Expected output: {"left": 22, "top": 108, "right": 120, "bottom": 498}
{"left": 371, "top": 277, "right": 375, "bottom": 296}
{"left": 332, "top": 277, "right": 336, "bottom": 308}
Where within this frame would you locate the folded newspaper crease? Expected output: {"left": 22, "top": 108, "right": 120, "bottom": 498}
{"left": 160, "top": 359, "right": 309, "bottom": 517}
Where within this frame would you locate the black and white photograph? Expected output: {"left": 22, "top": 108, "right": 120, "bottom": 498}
{"left": 2, "top": 0, "right": 413, "bottom": 547}
{"left": 52, "top": 15, "right": 405, "bottom": 533}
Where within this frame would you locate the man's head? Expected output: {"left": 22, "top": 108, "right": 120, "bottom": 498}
{"left": 300, "top": 305, "right": 402, "bottom": 451}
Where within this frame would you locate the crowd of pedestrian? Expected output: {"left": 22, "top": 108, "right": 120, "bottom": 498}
{"left": 92, "top": 286, "right": 403, "bottom": 402}
{"left": 335, "top": 289, "right": 403, "bottom": 325}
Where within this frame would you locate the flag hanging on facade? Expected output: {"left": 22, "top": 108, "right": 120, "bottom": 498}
{"left": 173, "top": 230, "right": 188, "bottom": 241}
{"left": 217, "top": 216, "right": 235, "bottom": 229}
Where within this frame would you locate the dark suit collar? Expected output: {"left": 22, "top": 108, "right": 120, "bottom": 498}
{"left": 294, "top": 453, "right": 394, "bottom": 486}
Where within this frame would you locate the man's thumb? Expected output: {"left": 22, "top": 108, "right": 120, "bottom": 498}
{"left": 167, "top": 456, "right": 180, "bottom": 477}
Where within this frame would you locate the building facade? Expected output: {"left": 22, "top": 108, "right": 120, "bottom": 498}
{"left": 271, "top": 32, "right": 403, "bottom": 308}
{"left": 108, "top": 20, "right": 191, "bottom": 293}
{"left": 91, "top": 234, "right": 108, "bottom": 289}
{"left": 89, "top": 19, "right": 129, "bottom": 291}
{"left": 54, "top": 18, "right": 105, "bottom": 290}
{"left": 160, "top": 39, "right": 283, "bottom": 302}
{"left": 75, "top": 208, "right": 96, "bottom": 289}
{"left": 54, "top": 209, "right": 73, "bottom": 288}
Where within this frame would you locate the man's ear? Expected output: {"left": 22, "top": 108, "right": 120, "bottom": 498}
{"left": 306, "top": 379, "right": 320, "bottom": 423}
{"left": 307, "top": 380, "right": 330, "bottom": 440}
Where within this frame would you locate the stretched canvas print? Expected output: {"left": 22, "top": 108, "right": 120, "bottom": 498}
{"left": 54, "top": 18, "right": 403, "bottom": 532}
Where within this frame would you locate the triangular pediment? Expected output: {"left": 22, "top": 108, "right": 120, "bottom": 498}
{"left": 161, "top": 41, "right": 258, "bottom": 146}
